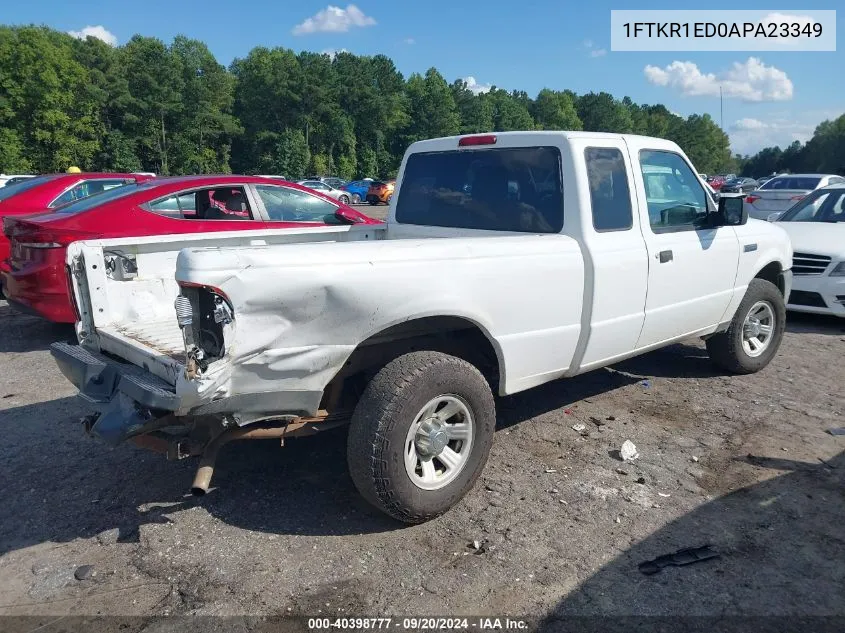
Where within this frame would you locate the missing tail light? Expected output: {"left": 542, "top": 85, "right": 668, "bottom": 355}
{"left": 176, "top": 283, "right": 233, "bottom": 376}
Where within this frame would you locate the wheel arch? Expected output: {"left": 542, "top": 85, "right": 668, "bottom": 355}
{"left": 321, "top": 314, "right": 507, "bottom": 411}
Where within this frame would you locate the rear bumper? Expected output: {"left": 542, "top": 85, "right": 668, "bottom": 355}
{"left": 51, "top": 341, "right": 181, "bottom": 411}
{"left": 51, "top": 342, "right": 325, "bottom": 442}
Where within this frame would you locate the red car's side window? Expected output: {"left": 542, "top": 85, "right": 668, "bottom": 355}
{"left": 146, "top": 187, "right": 254, "bottom": 221}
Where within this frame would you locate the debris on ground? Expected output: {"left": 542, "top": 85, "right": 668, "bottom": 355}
{"left": 590, "top": 416, "right": 607, "bottom": 427}
{"left": 638, "top": 545, "right": 720, "bottom": 575}
{"left": 691, "top": 456, "right": 700, "bottom": 462}
{"left": 74, "top": 565, "right": 95, "bottom": 581}
{"left": 827, "top": 428, "right": 845, "bottom": 436}
{"left": 635, "top": 476, "right": 646, "bottom": 485}
{"left": 545, "top": 468, "right": 558, "bottom": 473}
{"left": 620, "top": 440, "right": 640, "bottom": 461}
{"left": 571, "top": 423, "right": 587, "bottom": 433}
{"left": 641, "top": 380, "right": 651, "bottom": 388}
{"left": 616, "top": 468, "right": 629, "bottom": 475}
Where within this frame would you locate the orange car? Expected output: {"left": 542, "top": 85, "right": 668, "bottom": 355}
{"left": 365, "top": 179, "right": 395, "bottom": 205}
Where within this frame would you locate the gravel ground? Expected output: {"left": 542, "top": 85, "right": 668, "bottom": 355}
{"left": 0, "top": 290, "right": 843, "bottom": 630}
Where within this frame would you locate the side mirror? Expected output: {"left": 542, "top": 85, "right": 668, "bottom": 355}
{"left": 715, "top": 194, "right": 747, "bottom": 226}
{"left": 767, "top": 211, "right": 783, "bottom": 222}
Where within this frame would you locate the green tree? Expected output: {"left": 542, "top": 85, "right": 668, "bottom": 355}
{"left": 576, "top": 92, "right": 633, "bottom": 133}
{"left": 533, "top": 89, "right": 581, "bottom": 130}
{"left": 486, "top": 89, "right": 535, "bottom": 131}
{"left": 404, "top": 68, "right": 460, "bottom": 144}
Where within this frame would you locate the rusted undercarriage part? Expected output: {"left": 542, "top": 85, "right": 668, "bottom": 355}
{"left": 126, "top": 410, "right": 349, "bottom": 496}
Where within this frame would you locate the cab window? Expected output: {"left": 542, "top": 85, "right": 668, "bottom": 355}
{"left": 585, "top": 147, "right": 633, "bottom": 232}
{"left": 395, "top": 147, "right": 563, "bottom": 233}
{"left": 639, "top": 150, "right": 708, "bottom": 233}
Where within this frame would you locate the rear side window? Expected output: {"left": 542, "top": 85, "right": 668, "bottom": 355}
{"left": 759, "top": 176, "right": 822, "bottom": 190}
{"left": 147, "top": 193, "right": 197, "bottom": 218}
{"left": 585, "top": 147, "right": 633, "bottom": 232}
{"left": 396, "top": 147, "right": 563, "bottom": 233}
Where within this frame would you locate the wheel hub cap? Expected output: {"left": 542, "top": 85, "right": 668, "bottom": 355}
{"left": 744, "top": 318, "right": 761, "bottom": 338}
{"left": 415, "top": 419, "right": 449, "bottom": 457}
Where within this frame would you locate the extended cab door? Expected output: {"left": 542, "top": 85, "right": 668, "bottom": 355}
{"left": 626, "top": 140, "right": 740, "bottom": 348}
{"left": 569, "top": 139, "right": 649, "bottom": 372}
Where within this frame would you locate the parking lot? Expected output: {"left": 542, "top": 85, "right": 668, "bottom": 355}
{"left": 1, "top": 284, "right": 843, "bottom": 625}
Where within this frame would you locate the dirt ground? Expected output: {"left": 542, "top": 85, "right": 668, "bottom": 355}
{"left": 1, "top": 290, "right": 843, "bottom": 631}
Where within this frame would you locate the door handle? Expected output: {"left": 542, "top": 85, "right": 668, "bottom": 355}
{"left": 658, "top": 250, "right": 673, "bottom": 263}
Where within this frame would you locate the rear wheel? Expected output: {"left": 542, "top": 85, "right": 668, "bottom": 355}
{"left": 368, "top": 200, "right": 377, "bottom": 206}
{"left": 339, "top": 194, "right": 350, "bottom": 205}
{"left": 706, "top": 278, "right": 785, "bottom": 374}
{"left": 347, "top": 351, "right": 495, "bottom": 524}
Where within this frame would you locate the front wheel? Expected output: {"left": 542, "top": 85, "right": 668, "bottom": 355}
{"left": 351, "top": 193, "right": 361, "bottom": 204}
{"left": 706, "top": 278, "right": 785, "bottom": 374}
{"left": 339, "top": 194, "right": 350, "bottom": 205}
{"left": 347, "top": 351, "right": 495, "bottom": 524}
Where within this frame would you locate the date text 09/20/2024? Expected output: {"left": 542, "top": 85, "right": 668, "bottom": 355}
{"left": 622, "top": 21, "right": 823, "bottom": 38}
{"left": 307, "top": 617, "right": 529, "bottom": 630}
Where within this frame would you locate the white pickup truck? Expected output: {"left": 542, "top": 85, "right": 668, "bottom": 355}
{"left": 52, "top": 131, "right": 793, "bottom": 523}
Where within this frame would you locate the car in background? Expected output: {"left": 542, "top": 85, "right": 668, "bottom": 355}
{"left": 366, "top": 179, "right": 396, "bottom": 205}
{"left": 341, "top": 180, "right": 373, "bottom": 204}
{"left": 0, "top": 172, "right": 154, "bottom": 265}
{"left": 720, "top": 177, "right": 759, "bottom": 194}
{"left": 321, "top": 177, "right": 348, "bottom": 189}
{"left": 1, "top": 174, "right": 36, "bottom": 187}
{"left": 2, "top": 175, "right": 380, "bottom": 323}
{"left": 706, "top": 175, "right": 725, "bottom": 191}
{"left": 296, "top": 179, "right": 352, "bottom": 204}
{"left": 744, "top": 173, "right": 845, "bottom": 220}
{"left": 771, "top": 183, "right": 845, "bottom": 317}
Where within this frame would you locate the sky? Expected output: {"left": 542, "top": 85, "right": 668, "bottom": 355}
{"left": 5, "top": 0, "right": 844, "bottom": 156}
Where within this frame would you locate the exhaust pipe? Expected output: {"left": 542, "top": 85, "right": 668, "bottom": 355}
{"left": 190, "top": 425, "right": 296, "bottom": 496}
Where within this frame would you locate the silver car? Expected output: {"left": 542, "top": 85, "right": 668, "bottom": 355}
{"left": 745, "top": 173, "right": 845, "bottom": 220}
{"left": 297, "top": 180, "right": 352, "bottom": 205}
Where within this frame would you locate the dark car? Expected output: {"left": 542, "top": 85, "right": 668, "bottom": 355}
{"left": 720, "top": 177, "right": 759, "bottom": 194}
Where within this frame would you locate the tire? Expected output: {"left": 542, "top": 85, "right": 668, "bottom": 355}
{"left": 706, "top": 278, "right": 785, "bottom": 374}
{"left": 339, "top": 194, "right": 350, "bottom": 205}
{"left": 368, "top": 200, "right": 377, "bottom": 206}
{"left": 347, "top": 350, "right": 495, "bottom": 524}
{"left": 351, "top": 193, "right": 361, "bottom": 204}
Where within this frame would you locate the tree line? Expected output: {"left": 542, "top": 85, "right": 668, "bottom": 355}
{"left": 1, "top": 25, "right": 842, "bottom": 180}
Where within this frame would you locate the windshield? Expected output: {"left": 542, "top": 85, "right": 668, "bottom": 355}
{"left": 0, "top": 175, "right": 59, "bottom": 201}
{"left": 779, "top": 189, "right": 845, "bottom": 222}
{"left": 759, "top": 176, "right": 821, "bottom": 191}
{"left": 53, "top": 182, "right": 150, "bottom": 214}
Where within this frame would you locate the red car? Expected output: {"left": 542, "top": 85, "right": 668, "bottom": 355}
{"left": 0, "top": 172, "right": 154, "bottom": 264}
{"left": 2, "top": 175, "right": 380, "bottom": 323}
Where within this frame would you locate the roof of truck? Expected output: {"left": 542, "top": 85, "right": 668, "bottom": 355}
{"left": 407, "top": 130, "right": 682, "bottom": 152}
